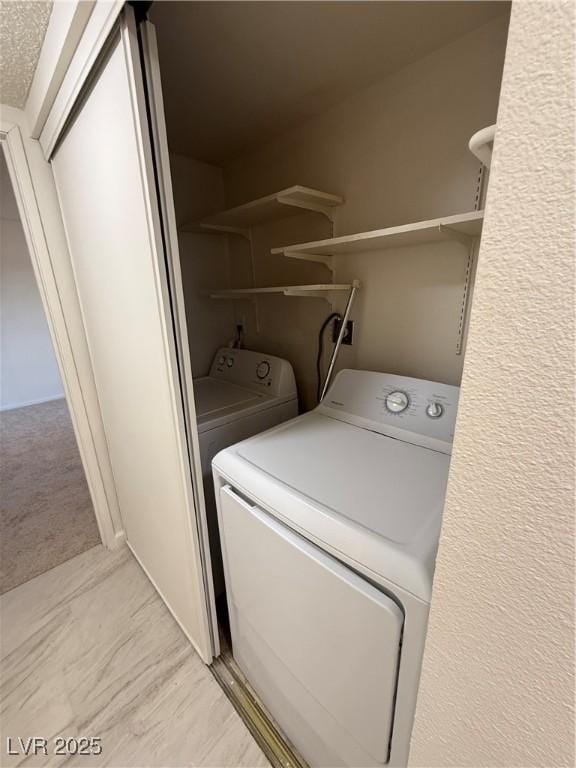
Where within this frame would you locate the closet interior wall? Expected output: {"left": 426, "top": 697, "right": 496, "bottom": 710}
{"left": 169, "top": 153, "right": 235, "bottom": 377}
{"left": 157, "top": 9, "right": 510, "bottom": 411}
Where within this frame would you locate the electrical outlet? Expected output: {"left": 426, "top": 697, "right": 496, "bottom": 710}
{"left": 332, "top": 319, "right": 354, "bottom": 345}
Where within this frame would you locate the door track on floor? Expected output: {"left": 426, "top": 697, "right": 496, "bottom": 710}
{"left": 210, "top": 645, "right": 308, "bottom": 768}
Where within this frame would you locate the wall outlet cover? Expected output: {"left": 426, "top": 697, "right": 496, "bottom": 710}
{"left": 332, "top": 319, "right": 354, "bottom": 345}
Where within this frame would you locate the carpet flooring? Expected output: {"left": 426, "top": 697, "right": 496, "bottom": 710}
{"left": 0, "top": 398, "right": 101, "bottom": 594}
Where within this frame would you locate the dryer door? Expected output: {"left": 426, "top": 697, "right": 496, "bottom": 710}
{"left": 219, "top": 485, "right": 404, "bottom": 767}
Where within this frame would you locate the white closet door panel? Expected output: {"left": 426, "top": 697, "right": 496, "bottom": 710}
{"left": 51, "top": 15, "right": 212, "bottom": 661}
{"left": 139, "top": 20, "right": 218, "bottom": 652}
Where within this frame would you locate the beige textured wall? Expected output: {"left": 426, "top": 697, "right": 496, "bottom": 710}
{"left": 224, "top": 15, "right": 509, "bottom": 408}
{"left": 409, "top": 2, "right": 575, "bottom": 766}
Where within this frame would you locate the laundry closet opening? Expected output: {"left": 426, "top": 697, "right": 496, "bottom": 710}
{"left": 143, "top": 1, "right": 510, "bottom": 763}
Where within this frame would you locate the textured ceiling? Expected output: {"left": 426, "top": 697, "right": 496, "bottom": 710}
{"left": 0, "top": 1, "right": 52, "bottom": 108}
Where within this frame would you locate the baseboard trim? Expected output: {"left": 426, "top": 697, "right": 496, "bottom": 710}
{"left": 111, "top": 529, "right": 126, "bottom": 549}
{"left": 0, "top": 394, "right": 65, "bottom": 412}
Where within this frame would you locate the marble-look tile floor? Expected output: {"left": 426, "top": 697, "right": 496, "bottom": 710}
{"left": 0, "top": 545, "right": 269, "bottom": 767}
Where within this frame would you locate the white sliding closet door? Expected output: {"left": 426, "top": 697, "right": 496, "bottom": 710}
{"left": 50, "top": 10, "right": 213, "bottom": 662}
{"left": 139, "top": 21, "right": 220, "bottom": 652}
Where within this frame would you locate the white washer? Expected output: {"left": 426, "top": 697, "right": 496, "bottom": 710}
{"left": 195, "top": 348, "right": 297, "bottom": 595}
{"left": 212, "top": 369, "right": 459, "bottom": 767}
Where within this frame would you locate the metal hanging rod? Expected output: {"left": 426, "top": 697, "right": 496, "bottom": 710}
{"left": 319, "top": 280, "right": 361, "bottom": 402}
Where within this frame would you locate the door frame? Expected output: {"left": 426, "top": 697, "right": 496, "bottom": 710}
{"left": 1, "top": 111, "right": 121, "bottom": 549}
{"left": 38, "top": 0, "right": 125, "bottom": 157}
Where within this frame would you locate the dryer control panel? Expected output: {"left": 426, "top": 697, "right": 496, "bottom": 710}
{"left": 319, "top": 369, "right": 460, "bottom": 454}
{"left": 209, "top": 348, "right": 297, "bottom": 398}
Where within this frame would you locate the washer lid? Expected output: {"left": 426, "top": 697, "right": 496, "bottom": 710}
{"left": 194, "top": 377, "right": 297, "bottom": 434}
{"left": 237, "top": 412, "right": 450, "bottom": 548}
{"left": 195, "top": 378, "right": 263, "bottom": 417}
{"left": 194, "top": 377, "right": 273, "bottom": 431}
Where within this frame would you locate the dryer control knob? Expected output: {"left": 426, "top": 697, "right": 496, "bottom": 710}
{"left": 386, "top": 391, "right": 409, "bottom": 413}
{"left": 256, "top": 361, "right": 270, "bottom": 379}
{"left": 226, "top": 357, "right": 234, "bottom": 367}
{"left": 426, "top": 402, "right": 444, "bottom": 419}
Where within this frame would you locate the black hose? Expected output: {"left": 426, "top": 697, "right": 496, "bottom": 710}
{"left": 316, "top": 312, "right": 340, "bottom": 403}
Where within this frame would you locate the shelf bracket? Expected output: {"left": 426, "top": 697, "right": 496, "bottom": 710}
{"left": 438, "top": 224, "right": 475, "bottom": 248}
{"left": 281, "top": 250, "right": 334, "bottom": 274}
{"left": 276, "top": 195, "right": 335, "bottom": 222}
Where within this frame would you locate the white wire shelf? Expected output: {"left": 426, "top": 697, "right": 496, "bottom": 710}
{"left": 181, "top": 186, "right": 344, "bottom": 236}
{"left": 271, "top": 210, "right": 483, "bottom": 264}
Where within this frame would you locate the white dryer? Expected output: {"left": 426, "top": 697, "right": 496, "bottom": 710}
{"left": 212, "top": 369, "right": 459, "bottom": 767}
{"left": 195, "top": 347, "right": 297, "bottom": 594}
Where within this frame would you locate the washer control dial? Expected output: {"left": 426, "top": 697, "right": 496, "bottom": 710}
{"left": 426, "top": 402, "right": 444, "bottom": 419}
{"left": 226, "top": 356, "right": 234, "bottom": 368}
{"left": 256, "top": 360, "right": 270, "bottom": 379}
{"left": 218, "top": 355, "right": 226, "bottom": 365}
{"left": 385, "top": 391, "right": 409, "bottom": 414}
